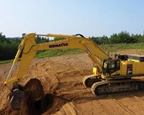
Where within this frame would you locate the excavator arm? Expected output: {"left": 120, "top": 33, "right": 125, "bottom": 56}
{"left": 3, "top": 33, "right": 110, "bottom": 110}
{"left": 4, "top": 33, "right": 109, "bottom": 88}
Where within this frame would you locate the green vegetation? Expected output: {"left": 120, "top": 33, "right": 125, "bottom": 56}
{"left": 36, "top": 49, "right": 84, "bottom": 58}
{"left": 0, "top": 58, "right": 21, "bottom": 64}
{"left": 1, "top": 43, "right": 144, "bottom": 64}
{"left": 0, "top": 59, "right": 13, "bottom": 64}
{"left": 100, "top": 43, "right": 144, "bottom": 52}
{"left": 1, "top": 31, "right": 144, "bottom": 64}
{"left": 90, "top": 31, "right": 144, "bottom": 44}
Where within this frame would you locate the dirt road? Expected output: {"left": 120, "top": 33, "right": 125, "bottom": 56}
{"left": 1, "top": 50, "right": 144, "bottom": 115}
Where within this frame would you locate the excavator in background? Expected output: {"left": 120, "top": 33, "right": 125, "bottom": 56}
{"left": 4, "top": 33, "right": 144, "bottom": 110}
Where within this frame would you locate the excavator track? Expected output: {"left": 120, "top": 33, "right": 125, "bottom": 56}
{"left": 91, "top": 79, "right": 144, "bottom": 96}
{"left": 82, "top": 75, "right": 101, "bottom": 88}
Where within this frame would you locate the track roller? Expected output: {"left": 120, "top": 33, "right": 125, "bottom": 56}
{"left": 91, "top": 79, "right": 144, "bottom": 96}
{"left": 91, "top": 81, "right": 109, "bottom": 95}
{"left": 139, "top": 82, "right": 144, "bottom": 90}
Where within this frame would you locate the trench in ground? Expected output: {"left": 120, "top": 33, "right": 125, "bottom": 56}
{"left": 21, "top": 78, "right": 70, "bottom": 115}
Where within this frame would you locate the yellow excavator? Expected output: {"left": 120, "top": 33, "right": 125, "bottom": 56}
{"left": 4, "top": 33, "right": 144, "bottom": 110}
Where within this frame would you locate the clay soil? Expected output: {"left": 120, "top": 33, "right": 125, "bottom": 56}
{"left": 1, "top": 49, "right": 144, "bottom": 115}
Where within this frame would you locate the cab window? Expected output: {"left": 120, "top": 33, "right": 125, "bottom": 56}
{"left": 108, "top": 62, "right": 115, "bottom": 69}
{"left": 116, "top": 61, "right": 120, "bottom": 68}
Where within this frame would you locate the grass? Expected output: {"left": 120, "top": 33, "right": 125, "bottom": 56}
{"left": 1, "top": 43, "right": 144, "bottom": 64}
{"left": 100, "top": 43, "right": 144, "bottom": 52}
{"left": 35, "top": 48, "right": 84, "bottom": 58}
{"left": 0, "top": 59, "right": 13, "bottom": 64}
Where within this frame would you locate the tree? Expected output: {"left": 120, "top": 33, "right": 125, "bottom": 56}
{"left": 89, "top": 36, "right": 101, "bottom": 44}
{"left": 100, "top": 35, "right": 109, "bottom": 44}
{"left": 36, "top": 36, "right": 49, "bottom": 43}
{"left": 137, "top": 35, "right": 144, "bottom": 43}
{"left": 118, "top": 31, "right": 131, "bottom": 43}
{"left": 109, "top": 33, "right": 119, "bottom": 43}
{"left": 0, "top": 32, "right": 6, "bottom": 42}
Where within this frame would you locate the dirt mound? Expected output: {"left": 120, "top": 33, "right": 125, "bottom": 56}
{"left": 2, "top": 52, "right": 144, "bottom": 115}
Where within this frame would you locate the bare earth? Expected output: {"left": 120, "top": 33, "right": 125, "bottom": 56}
{"left": 1, "top": 49, "right": 144, "bottom": 115}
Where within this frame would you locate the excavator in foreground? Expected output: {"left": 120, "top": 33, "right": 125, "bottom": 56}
{"left": 4, "top": 33, "right": 144, "bottom": 110}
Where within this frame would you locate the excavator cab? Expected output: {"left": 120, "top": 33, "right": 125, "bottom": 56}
{"left": 102, "top": 58, "right": 120, "bottom": 76}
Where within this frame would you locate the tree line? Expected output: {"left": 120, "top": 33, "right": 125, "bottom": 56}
{"left": 0, "top": 33, "right": 50, "bottom": 60}
{"left": 89, "top": 31, "right": 144, "bottom": 45}
{"left": 0, "top": 31, "right": 144, "bottom": 60}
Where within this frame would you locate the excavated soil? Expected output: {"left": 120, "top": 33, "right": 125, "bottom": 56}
{"left": 1, "top": 49, "right": 144, "bottom": 115}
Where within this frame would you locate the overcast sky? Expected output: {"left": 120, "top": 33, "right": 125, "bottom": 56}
{"left": 0, "top": 0, "right": 144, "bottom": 37}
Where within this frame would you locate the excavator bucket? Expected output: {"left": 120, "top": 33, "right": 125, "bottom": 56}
{"left": 9, "top": 83, "right": 24, "bottom": 110}
{"left": 10, "top": 89, "right": 24, "bottom": 110}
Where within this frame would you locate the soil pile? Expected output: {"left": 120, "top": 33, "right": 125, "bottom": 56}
{"left": 1, "top": 51, "right": 144, "bottom": 115}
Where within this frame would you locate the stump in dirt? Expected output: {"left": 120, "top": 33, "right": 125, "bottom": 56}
{"left": 21, "top": 78, "right": 54, "bottom": 115}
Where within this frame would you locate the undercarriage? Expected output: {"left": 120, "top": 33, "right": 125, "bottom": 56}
{"left": 83, "top": 76, "right": 144, "bottom": 96}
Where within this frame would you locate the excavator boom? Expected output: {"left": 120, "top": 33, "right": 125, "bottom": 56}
{"left": 4, "top": 33, "right": 109, "bottom": 87}
{"left": 4, "top": 33, "right": 110, "bottom": 110}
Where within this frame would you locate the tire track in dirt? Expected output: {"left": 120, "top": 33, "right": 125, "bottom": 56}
{"left": 53, "top": 102, "right": 78, "bottom": 115}
{"left": 110, "top": 93, "right": 144, "bottom": 115}
{"left": 73, "top": 96, "right": 110, "bottom": 115}
{"left": 74, "top": 95, "right": 133, "bottom": 115}
{"left": 100, "top": 95, "right": 135, "bottom": 115}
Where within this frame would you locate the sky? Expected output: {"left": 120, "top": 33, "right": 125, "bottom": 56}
{"left": 0, "top": 0, "right": 144, "bottom": 37}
